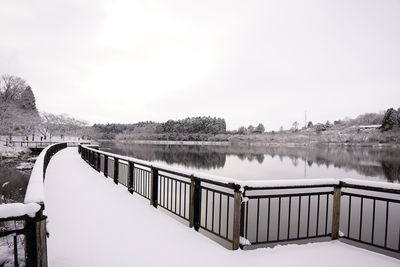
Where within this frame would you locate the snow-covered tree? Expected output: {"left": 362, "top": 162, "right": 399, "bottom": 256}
{"left": 19, "top": 86, "right": 38, "bottom": 112}
{"left": 254, "top": 123, "right": 265, "bottom": 133}
{"left": 0, "top": 74, "right": 40, "bottom": 136}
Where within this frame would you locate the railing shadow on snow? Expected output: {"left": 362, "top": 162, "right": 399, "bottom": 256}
{"left": 0, "top": 143, "right": 67, "bottom": 267}
{"left": 79, "top": 145, "right": 400, "bottom": 258}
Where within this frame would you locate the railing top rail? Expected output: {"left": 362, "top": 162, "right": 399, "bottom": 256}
{"left": 341, "top": 179, "right": 400, "bottom": 194}
{"left": 80, "top": 145, "right": 400, "bottom": 193}
{"left": 244, "top": 181, "right": 339, "bottom": 191}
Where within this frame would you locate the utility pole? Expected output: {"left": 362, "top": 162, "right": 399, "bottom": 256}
{"left": 305, "top": 111, "right": 307, "bottom": 128}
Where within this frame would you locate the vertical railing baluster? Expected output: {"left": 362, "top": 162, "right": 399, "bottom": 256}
{"left": 232, "top": 186, "right": 242, "bottom": 250}
{"left": 288, "top": 196, "right": 292, "bottom": 239}
{"left": 359, "top": 197, "right": 364, "bottom": 241}
{"left": 278, "top": 197, "right": 281, "bottom": 240}
{"left": 372, "top": 199, "right": 376, "bottom": 244}
{"left": 212, "top": 192, "right": 215, "bottom": 232}
{"left": 150, "top": 167, "right": 159, "bottom": 208}
{"left": 103, "top": 155, "right": 108, "bottom": 178}
{"left": 307, "top": 195, "right": 311, "bottom": 238}
{"left": 331, "top": 185, "right": 341, "bottom": 240}
{"left": 13, "top": 235, "right": 18, "bottom": 267}
{"left": 347, "top": 196, "right": 352, "bottom": 238}
{"left": 267, "top": 197, "right": 271, "bottom": 241}
{"left": 97, "top": 153, "right": 101, "bottom": 172}
{"left": 179, "top": 183, "right": 182, "bottom": 216}
{"left": 219, "top": 193, "right": 222, "bottom": 235}
{"left": 256, "top": 198, "right": 260, "bottom": 243}
{"left": 226, "top": 196, "right": 230, "bottom": 239}
{"left": 184, "top": 183, "right": 187, "bottom": 219}
{"left": 384, "top": 201, "right": 389, "bottom": 248}
{"left": 325, "top": 194, "right": 329, "bottom": 235}
{"left": 244, "top": 200, "right": 248, "bottom": 240}
{"left": 113, "top": 158, "right": 119, "bottom": 184}
{"left": 174, "top": 180, "right": 177, "bottom": 212}
{"left": 128, "top": 162, "right": 134, "bottom": 194}
{"left": 205, "top": 190, "right": 208, "bottom": 228}
{"left": 316, "top": 194, "right": 320, "bottom": 236}
{"left": 297, "top": 196, "right": 301, "bottom": 238}
{"left": 189, "top": 177, "right": 201, "bottom": 231}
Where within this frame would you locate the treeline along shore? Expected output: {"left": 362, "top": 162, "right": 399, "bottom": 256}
{"left": 95, "top": 108, "right": 400, "bottom": 147}
{"left": 1, "top": 74, "right": 400, "bottom": 149}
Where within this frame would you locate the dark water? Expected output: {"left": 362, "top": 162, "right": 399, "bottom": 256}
{"left": 0, "top": 165, "right": 30, "bottom": 203}
{"left": 99, "top": 141, "right": 400, "bottom": 183}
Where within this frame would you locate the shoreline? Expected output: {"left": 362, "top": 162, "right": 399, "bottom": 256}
{"left": 98, "top": 139, "right": 400, "bottom": 149}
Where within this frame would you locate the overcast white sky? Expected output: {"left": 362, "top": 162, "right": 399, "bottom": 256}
{"left": 1, "top": 0, "right": 399, "bottom": 130}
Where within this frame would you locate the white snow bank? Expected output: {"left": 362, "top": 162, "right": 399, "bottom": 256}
{"left": 0, "top": 203, "right": 41, "bottom": 219}
{"left": 24, "top": 144, "right": 60, "bottom": 204}
{"left": 0, "top": 144, "right": 29, "bottom": 158}
{"left": 45, "top": 148, "right": 400, "bottom": 267}
{"left": 16, "top": 162, "right": 34, "bottom": 170}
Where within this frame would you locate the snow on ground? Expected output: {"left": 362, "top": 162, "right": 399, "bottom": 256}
{"left": 0, "top": 144, "right": 29, "bottom": 158}
{"left": 0, "top": 203, "right": 40, "bottom": 219}
{"left": 44, "top": 148, "right": 400, "bottom": 267}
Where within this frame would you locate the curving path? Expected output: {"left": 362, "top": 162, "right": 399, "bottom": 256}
{"left": 44, "top": 147, "right": 399, "bottom": 267}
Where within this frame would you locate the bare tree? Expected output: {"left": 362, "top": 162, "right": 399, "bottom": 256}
{"left": 38, "top": 112, "right": 89, "bottom": 140}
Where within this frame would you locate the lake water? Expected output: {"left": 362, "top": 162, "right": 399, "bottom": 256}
{"left": 0, "top": 165, "right": 30, "bottom": 203}
{"left": 99, "top": 141, "right": 400, "bottom": 183}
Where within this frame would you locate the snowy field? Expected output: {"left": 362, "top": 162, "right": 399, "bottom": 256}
{"left": 44, "top": 148, "right": 400, "bottom": 267}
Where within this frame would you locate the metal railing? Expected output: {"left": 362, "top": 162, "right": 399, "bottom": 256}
{"left": 339, "top": 182, "right": 400, "bottom": 253}
{"left": 8, "top": 141, "right": 91, "bottom": 148}
{"left": 242, "top": 184, "right": 335, "bottom": 246}
{"left": 79, "top": 145, "right": 400, "bottom": 255}
{"left": 0, "top": 143, "right": 67, "bottom": 267}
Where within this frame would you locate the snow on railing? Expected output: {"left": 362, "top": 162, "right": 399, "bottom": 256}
{"left": 24, "top": 143, "right": 67, "bottom": 204}
{"left": 0, "top": 142, "right": 67, "bottom": 267}
{"left": 0, "top": 203, "right": 41, "bottom": 220}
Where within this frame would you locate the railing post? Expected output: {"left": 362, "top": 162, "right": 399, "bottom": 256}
{"left": 189, "top": 177, "right": 201, "bottom": 231}
{"left": 96, "top": 153, "right": 101, "bottom": 172}
{"left": 25, "top": 209, "right": 48, "bottom": 267}
{"left": 331, "top": 184, "right": 341, "bottom": 240}
{"left": 128, "top": 162, "right": 134, "bottom": 194}
{"left": 104, "top": 155, "right": 108, "bottom": 177}
{"left": 113, "top": 158, "right": 119, "bottom": 184}
{"left": 150, "top": 167, "right": 159, "bottom": 207}
{"left": 232, "top": 186, "right": 242, "bottom": 250}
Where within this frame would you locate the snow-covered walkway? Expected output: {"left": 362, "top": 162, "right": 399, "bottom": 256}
{"left": 44, "top": 148, "right": 399, "bottom": 267}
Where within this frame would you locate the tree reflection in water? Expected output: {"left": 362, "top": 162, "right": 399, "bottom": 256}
{"left": 100, "top": 142, "right": 400, "bottom": 183}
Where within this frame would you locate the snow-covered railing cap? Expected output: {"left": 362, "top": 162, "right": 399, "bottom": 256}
{"left": 340, "top": 178, "right": 400, "bottom": 194}
{"left": 24, "top": 143, "right": 67, "bottom": 204}
{"left": 0, "top": 203, "right": 41, "bottom": 220}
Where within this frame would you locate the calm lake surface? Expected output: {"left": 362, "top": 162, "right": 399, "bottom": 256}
{"left": 0, "top": 165, "right": 30, "bottom": 203}
{"left": 99, "top": 141, "right": 400, "bottom": 183}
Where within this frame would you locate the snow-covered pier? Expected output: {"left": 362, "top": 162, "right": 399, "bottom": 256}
{"left": 42, "top": 147, "right": 399, "bottom": 267}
